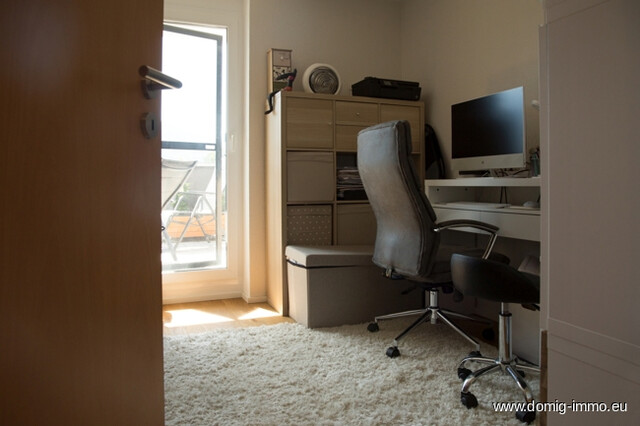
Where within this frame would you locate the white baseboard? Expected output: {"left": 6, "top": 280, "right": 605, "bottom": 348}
{"left": 242, "top": 294, "right": 268, "bottom": 304}
{"left": 162, "top": 280, "right": 242, "bottom": 305}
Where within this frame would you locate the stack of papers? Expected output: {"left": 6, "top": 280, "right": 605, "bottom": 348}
{"left": 337, "top": 167, "right": 365, "bottom": 200}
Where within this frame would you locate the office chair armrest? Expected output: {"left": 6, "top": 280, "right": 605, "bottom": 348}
{"left": 435, "top": 219, "right": 498, "bottom": 233}
{"left": 434, "top": 219, "right": 499, "bottom": 259}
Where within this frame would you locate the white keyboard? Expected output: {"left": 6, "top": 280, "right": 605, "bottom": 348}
{"left": 443, "top": 201, "right": 510, "bottom": 209}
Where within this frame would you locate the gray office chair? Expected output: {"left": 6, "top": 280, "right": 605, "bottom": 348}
{"left": 357, "top": 120, "right": 508, "bottom": 358}
{"left": 452, "top": 253, "right": 540, "bottom": 424}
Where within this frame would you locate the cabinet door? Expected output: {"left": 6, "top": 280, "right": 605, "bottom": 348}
{"left": 287, "top": 152, "right": 335, "bottom": 202}
{"left": 286, "top": 97, "right": 334, "bottom": 148}
{"left": 335, "top": 101, "right": 378, "bottom": 151}
{"left": 380, "top": 104, "right": 422, "bottom": 153}
{"left": 336, "top": 125, "right": 368, "bottom": 151}
{"left": 336, "top": 204, "right": 377, "bottom": 245}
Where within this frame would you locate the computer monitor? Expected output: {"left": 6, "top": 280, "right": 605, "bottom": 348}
{"left": 451, "top": 86, "right": 525, "bottom": 174}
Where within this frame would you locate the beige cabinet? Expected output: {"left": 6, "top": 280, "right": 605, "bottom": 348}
{"left": 266, "top": 91, "right": 424, "bottom": 314}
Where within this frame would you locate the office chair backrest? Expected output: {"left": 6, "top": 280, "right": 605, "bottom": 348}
{"left": 357, "top": 120, "right": 440, "bottom": 279}
{"left": 161, "top": 158, "right": 197, "bottom": 209}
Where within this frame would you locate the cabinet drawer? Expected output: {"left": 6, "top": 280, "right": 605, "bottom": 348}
{"left": 336, "top": 125, "right": 368, "bottom": 151}
{"left": 380, "top": 104, "right": 421, "bottom": 153}
{"left": 286, "top": 98, "right": 334, "bottom": 149}
{"left": 479, "top": 211, "right": 540, "bottom": 242}
{"left": 336, "top": 101, "right": 378, "bottom": 125}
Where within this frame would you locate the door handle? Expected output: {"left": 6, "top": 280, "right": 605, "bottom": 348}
{"left": 138, "top": 66, "right": 182, "bottom": 138}
{"left": 139, "top": 65, "right": 182, "bottom": 99}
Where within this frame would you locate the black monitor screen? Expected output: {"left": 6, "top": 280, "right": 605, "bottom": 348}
{"left": 451, "top": 87, "right": 524, "bottom": 159}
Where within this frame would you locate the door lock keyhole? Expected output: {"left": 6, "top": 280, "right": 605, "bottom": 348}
{"left": 140, "top": 112, "right": 158, "bottom": 139}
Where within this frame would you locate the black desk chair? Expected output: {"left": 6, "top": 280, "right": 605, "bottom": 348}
{"left": 357, "top": 120, "right": 508, "bottom": 358}
{"left": 452, "top": 253, "right": 540, "bottom": 424}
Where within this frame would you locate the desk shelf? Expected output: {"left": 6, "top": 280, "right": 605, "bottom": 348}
{"left": 425, "top": 177, "right": 540, "bottom": 242}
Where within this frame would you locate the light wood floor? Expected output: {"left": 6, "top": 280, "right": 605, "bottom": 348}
{"left": 163, "top": 298, "right": 498, "bottom": 346}
{"left": 162, "top": 298, "right": 294, "bottom": 336}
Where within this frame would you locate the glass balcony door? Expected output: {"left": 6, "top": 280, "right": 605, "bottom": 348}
{"left": 161, "top": 24, "right": 227, "bottom": 274}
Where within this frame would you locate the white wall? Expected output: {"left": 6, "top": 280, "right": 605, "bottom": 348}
{"left": 400, "top": 0, "right": 543, "bottom": 177}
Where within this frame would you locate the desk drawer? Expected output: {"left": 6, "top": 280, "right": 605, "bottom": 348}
{"left": 434, "top": 207, "right": 540, "bottom": 241}
{"left": 480, "top": 211, "right": 540, "bottom": 242}
{"left": 434, "top": 207, "right": 485, "bottom": 234}
{"left": 434, "top": 207, "right": 481, "bottom": 223}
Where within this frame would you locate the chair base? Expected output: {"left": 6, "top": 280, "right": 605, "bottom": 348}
{"left": 457, "top": 304, "right": 540, "bottom": 424}
{"left": 368, "top": 288, "right": 485, "bottom": 357}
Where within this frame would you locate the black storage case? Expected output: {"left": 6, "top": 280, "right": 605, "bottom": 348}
{"left": 352, "top": 77, "right": 421, "bottom": 101}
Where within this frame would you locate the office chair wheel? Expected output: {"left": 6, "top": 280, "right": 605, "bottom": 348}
{"left": 515, "top": 410, "right": 536, "bottom": 424}
{"left": 460, "top": 391, "right": 478, "bottom": 408}
{"left": 468, "top": 350, "right": 482, "bottom": 358}
{"left": 367, "top": 322, "right": 379, "bottom": 332}
{"left": 386, "top": 346, "right": 400, "bottom": 358}
{"left": 457, "top": 367, "right": 472, "bottom": 380}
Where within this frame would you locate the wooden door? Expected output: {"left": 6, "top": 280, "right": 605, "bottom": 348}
{"left": 0, "top": 1, "right": 164, "bottom": 424}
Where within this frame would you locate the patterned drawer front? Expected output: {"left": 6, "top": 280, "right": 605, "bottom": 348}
{"left": 287, "top": 205, "right": 333, "bottom": 245}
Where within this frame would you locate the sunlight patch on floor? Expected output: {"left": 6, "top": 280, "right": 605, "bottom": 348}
{"left": 238, "top": 307, "right": 280, "bottom": 320}
{"left": 164, "top": 309, "right": 233, "bottom": 327}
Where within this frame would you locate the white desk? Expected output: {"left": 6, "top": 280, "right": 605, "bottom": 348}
{"left": 426, "top": 177, "right": 541, "bottom": 364}
{"left": 425, "top": 177, "right": 540, "bottom": 241}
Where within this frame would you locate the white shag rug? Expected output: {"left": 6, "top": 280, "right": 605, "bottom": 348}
{"left": 164, "top": 319, "right": 539, "bottom": 425}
